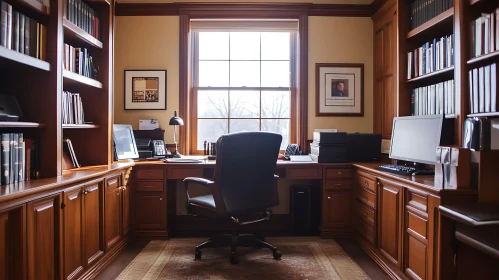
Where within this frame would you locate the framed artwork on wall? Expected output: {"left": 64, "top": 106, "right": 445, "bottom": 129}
{"left": 124, "top": 70, "right": 167, "bottom": 110}
{"left": 315, "top": 63, "right": 364, "bottom": 116}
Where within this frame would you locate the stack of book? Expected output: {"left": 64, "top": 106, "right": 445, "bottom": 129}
{"left": 468, "top": 63, "right": 498, "bottom": 114}
{"left": 410, "top": 0, "right": 454, "bottom": 30}
{"left": 0, "top": 133, "right": 39, "bottom": 185}
{"left": 407, "top": 34, "right": 454, "bottom": 79}
{"left": 0, "top": 1, "right": 47, "bottom": 60}
{"left": 63, "top": 138, "right": 80, "bottom": 169}
{"left": 63, "top": 44, "right": 98, "bottom": 79}
{"left": 410, "top": 79, "right": 455, "bottom": 116}
{"left": 64, "top": 0, "right": 101, "bottom": 41}
{"left": 62, "top": 91, "right": 85, "bottom": 124}
{"left": 309, "top": 132, "right": 347, "bottom": 163}
{"left": 470, "top": 9, "right": 499, "bottom": 58}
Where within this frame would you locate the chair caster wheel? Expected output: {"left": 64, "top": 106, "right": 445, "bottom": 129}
{"left": 195, "top": 250, "right": 202, "bottom": 260}
{"left": 273, "top": 250, "right": 282, "bottom": 260}
{"left": 230, "top": 253, "right": 239, "bottom": 265}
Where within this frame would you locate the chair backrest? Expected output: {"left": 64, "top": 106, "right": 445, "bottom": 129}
{"left": 212, "top": 131, "right": 282, "bottom": 216}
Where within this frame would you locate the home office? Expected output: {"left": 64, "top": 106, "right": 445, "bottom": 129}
{"left": 1, "top": 0, "right": 499, "bottom": 279}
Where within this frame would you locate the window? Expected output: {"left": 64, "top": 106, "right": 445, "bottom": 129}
{"left": 190, "top": 24, "right": 298, "bottom": 153}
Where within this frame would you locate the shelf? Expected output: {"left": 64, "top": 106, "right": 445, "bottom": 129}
{"left": 86, "top": 0, "right": 112, "bottom": 5}
{"left": 467, "top": 51, "right": 499, "bottom": 68}
{"left": 63, "top": 124, "right": 100, "bottom": 129}
{"left": 0, "top": 121, "right": 44, "bottom": 128}
{"left": 63, "top": 18, "right": 103, "bottom": 49}
{"left": 467, "top": 112, "right": 499, "bottom": 118}
{"left": 407, "top": 8, "right": 454, "bottom": 40}
{"left": 407, "top": 66, "right": 455, "bottom": 85}
{"left": 63, "top": 70, "right": 102, "bottom": 88}
{"left": 0, "top": 46, "right": 50, "bottom": 71}
{"left": 16, "top": 0, "right": 49, "bottom": 15}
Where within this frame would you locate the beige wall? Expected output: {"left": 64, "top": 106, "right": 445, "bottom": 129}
{"left": 308, "top": 17, "right": 374, "bottom": 138}
{"left": 114, "top": 16, "right": 374, "bottom": 142}
{"left": 114, "top": 16, "right": 179, "bottom": 143}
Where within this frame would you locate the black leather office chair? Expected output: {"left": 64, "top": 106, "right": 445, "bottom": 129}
{"left": 183, "top": 131, "right": 283, "bottom": 264}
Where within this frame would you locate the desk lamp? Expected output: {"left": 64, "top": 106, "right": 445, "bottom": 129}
{"left": 169, "top": 111, "right": 184, "bottom": 158}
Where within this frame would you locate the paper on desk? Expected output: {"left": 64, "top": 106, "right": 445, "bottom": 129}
{"left": 289, "top": 155, "right": 313, "bottom": 162}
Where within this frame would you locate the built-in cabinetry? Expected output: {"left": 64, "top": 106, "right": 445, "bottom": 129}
{"left": 321, "top": 167, "right": 352, "bottom": 237}
{"left": 0, "top": 163, "right": 133, "bottom": 280}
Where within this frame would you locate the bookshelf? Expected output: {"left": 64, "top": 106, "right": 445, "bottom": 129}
{"left": 0, "top": 0, "right": 114, "bottom": 180}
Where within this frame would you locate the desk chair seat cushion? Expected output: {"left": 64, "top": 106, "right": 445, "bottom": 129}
{"left": 188, "top": 195, "right": 217, "bottom": 218}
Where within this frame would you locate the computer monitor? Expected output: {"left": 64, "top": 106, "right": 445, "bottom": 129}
{"left": 389, "top": 115, "right": 451, "bottom": 165}
{"left": 113, "top": 124, "right": 139, "bottom": 160}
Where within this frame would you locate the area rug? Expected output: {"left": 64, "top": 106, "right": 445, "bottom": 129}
{"left": 116, "top": 237, "right": 369, "bottom": 280}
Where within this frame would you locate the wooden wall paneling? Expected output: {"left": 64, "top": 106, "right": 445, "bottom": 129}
{"left": 62, "top": 185, "right": 84, "bottom": 280}
{"left": 179, "top": 15, "right": 190, "bottom": 156}
{"left": 84, "top": 181, "right": 105, "bottom": 267}
{"left": 396, "top": 0, "right": 410, "bottom": 118}
{"left": 27, "top": 194, "right": 60, "bottom": 280}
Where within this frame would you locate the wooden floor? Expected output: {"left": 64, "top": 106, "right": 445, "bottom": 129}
{"left": 96, "top": 237, "right": 389, "bottom": 280}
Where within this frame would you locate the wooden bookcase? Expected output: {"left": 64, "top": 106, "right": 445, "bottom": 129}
{"left": 0, "top": 0, "right": 114, "bottom": 180}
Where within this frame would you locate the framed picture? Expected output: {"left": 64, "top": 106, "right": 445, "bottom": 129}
{"left": 124, "top": 70, "right": 167, "bottom": 110}
{"left": 315, "top": 63, "right": 364, "bottom": 116}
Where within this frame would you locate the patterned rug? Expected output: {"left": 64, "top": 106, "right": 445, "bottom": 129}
{"left": 116, "top": 237, "right": 370, "bottom": 280}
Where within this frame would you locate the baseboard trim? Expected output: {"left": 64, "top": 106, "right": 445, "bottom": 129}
{"left": 354, "top": 235, "right": 408, "bottom": 280}
{"left": 78, "top": 234, "right": 131, "bottom": 280}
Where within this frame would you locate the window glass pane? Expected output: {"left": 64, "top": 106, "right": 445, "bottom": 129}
{"left": 199, "top": 61, "right": 229, "bottom": 87}
{"left": 261, "top": 91, "right": 290, "bottom": 118}
{"left": 230, "top": 119, "right": 260, "bottom": 133}
{"left": 261, "top": 32, "right": 290, "bottom": 60}
{"left": 229, "top": 91, "right": 260, "bottom": 118}
{"left": 230, "top": 61, "right": 260, "bottom": 87}
{"left": 198, "top": 90, "right": 228, "bottom": 118}
{"left": 199, "top": 32, "right": 229, "bottom": 60}
{"left": 197, "top": 119, "right": 228, "bottom": 150}
{"left": 230, "top": 32, "right": 260, "bottom": 60}
{"left": 262, "top": 119, "right": 290, "bottom": 149}
{"left": 261, "top": 61, "right": 289, "bottom": 87}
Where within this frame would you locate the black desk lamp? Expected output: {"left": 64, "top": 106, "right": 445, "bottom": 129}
{"left": 169, "top": 111, "right": 184, "bottom": 158}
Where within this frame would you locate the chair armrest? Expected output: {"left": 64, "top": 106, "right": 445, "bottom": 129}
{"left": 183, "top": 177, "right": 214, "bottom": 186}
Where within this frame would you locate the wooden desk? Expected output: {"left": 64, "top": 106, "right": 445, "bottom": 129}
{"left": 130, "top": 160, "right": 479, "bottom": 280}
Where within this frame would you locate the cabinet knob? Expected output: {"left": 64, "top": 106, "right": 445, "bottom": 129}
{"left": 83, "top": 190, "right": 88, "bottom": 195}
{"left": 160, "top": 198, "right": 163, "bottom": 201}
{"left": 327, "top": 196, "right": 331, "bottom": 200}
{"left": 337, "top": 172, "right": 342, "bottom": 175}
{"left": 335, "top": 183, "right": 341, "bottom": 186}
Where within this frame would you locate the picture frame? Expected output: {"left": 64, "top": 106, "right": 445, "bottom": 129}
{"left": 315, "top": 63, "right": 364, "bottom": 116}
{"left": 124, "top": 70, "right": 167, "bottom": 110}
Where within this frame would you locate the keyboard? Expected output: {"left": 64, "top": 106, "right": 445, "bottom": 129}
{"left": 375, "top": 164, "right": 434, "bottom": 176}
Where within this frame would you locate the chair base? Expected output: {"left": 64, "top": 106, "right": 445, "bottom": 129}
{"left": 194, "top": 231, "right": 282, "bottom": 264}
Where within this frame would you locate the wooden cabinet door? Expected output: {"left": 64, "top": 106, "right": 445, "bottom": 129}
{"left": 27, "top": 194, "right": 59, "bottom": 280}
{"left": 105, "top": 176, "right": 121, "bottom": 250}
{"left": 0, "top": 207, "right": 25, "bottom": 280}
{"left": 135, "top": 193, "right": 166, "bottom": 230}
{"left": 84, "top": 182, "right": 104, "bottom": 267}
{"left": 378, "top": 180, "right": 402, "bottom": 267}
{"left": 122, "top": 183, "right": 131, "bottom": 236}
{"left": 62, "top": 187, "right": 84, "bottom": 280}
{"left": 322, "top": 190, "right": 351, "bottom": 229}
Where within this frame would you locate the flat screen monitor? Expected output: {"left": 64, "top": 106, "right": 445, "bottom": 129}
{"left": 113, "top": 124, "right": 139, "bottom": 160}
{"left": 389, "top": 115, "right": 444, "bottom": 165}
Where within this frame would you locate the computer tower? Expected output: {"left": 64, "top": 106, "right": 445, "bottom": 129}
{"left": 290, "top": 185, "right": 321, "bottom": 235}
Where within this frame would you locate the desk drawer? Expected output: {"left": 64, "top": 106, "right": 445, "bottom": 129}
{"left": 168, "top": 167, "right": 203, "bottom": 180}
{"left": 357, "top": 186, "right": 376, "bottom": 209}
{"left": 136, "top": 181, "right": 164, "bottom": 192}
{"left": 325, "top": 168, "right": 352, "bottom": 179}
{"left": 407, "top": 210, "right": 427, "bottom": 239}
{"left": 407, "top": 190, "right": 428, "bottom": 213}
{"left": 324, "top": 179, "right": 351, "bottom": 190}
{"left": 357, "top": 175, "right": 376, "bottom": 193}
{"left": 286, "top": 167, "right": 322, "bottom": 179}
{"left": 136, "top": 169, "right": 164, "bottom": 180}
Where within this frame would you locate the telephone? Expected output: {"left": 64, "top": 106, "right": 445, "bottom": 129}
{"left": 151, "top": 140, "right": 169, "bottom": 158}
{"left": 284, "top": 144, "right": 301, "bottom": 160}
